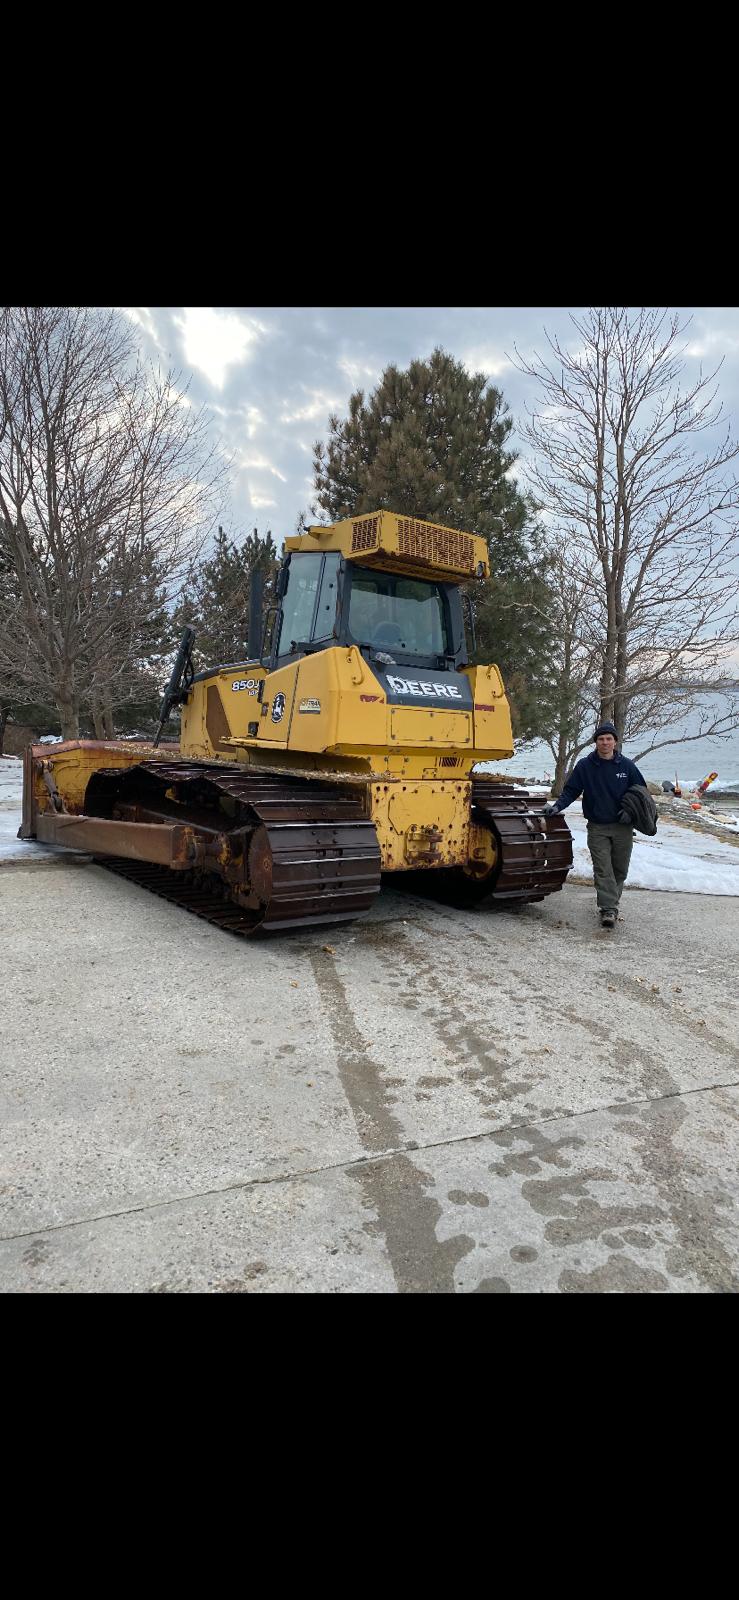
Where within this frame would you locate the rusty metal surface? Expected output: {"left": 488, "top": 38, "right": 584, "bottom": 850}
{"left": 404, "top": 783, "right": 573, "bottom": 910}
{"left": 18, "top": 745, "right": 37, "bottom": 838}
{"left": 90, "top": 762, "right": 382, "bottom": 937}
{"left": 41, "top": 763, "right": 66, "bottom": 813}
{"left": 27, "top": 756, "right": 570, "bottom": 936}
{"left": 35, "top": 812, "right": 202, "bottom": 867}
{"left": 26, "top": 739, "right": 183, "bottom": 759}
{"left": 469, "top": 781, "right": 573, "bottom": 902}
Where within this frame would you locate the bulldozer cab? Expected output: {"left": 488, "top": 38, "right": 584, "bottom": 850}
{"left": 270, "top": 550, "right": 467, "bottom": 673}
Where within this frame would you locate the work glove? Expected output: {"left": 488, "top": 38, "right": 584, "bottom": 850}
{"left": 543, "top": 801, "right": 559, "bottom": 816}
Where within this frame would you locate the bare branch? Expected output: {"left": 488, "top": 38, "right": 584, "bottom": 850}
{"left": 0, "top": 306, "right": 228, "bottom": 736}
{"left": 510, "top": 308, "right": 739, "bottom": 764}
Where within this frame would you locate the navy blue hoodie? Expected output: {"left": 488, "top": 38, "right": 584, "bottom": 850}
{"left": 553, "top": 749, "right": 647, "bottom": 825}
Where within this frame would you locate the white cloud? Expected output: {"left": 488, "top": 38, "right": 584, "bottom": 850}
{"left": 121, "top": 306, "right": 160, "bottom": 343}
{"left": 249, "top": 491, "right": 278, "bottom": 509}
{"left": 685, "top": 327, "right": 739, "bottom": 360}
{"left": 459, "top": 343, "right": 514, "bottom": 378}
{"left": 336, "top": 354, "right": 381, "bottom": 390}
{"left": 241, "top": 454, "right": 287, "bottom": 482}
{"left": 242, "top": 405, "right": 264, "bottom": 437}
{"left": 173, "top": 308, "right": 265, "bottom": 390}
{"left": 280, "top": 388, "right": 340, "bottom": 425}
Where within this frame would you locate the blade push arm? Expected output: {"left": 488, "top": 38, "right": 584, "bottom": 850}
{"left": 153, "top": 626, "right": 196, "bottom": 748}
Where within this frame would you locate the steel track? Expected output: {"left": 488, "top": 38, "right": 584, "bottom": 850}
{"left": 90, "top": 765, "right": 572, "bottom": 937}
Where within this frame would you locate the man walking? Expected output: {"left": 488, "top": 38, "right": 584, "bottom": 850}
{"left": 545, "top": 721, "right": 648, "bottom": 929}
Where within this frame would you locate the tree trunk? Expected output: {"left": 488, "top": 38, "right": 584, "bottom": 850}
{"left": 91, "top": 703, "right": 105, "bottom": 739}
{"left": 57, "top": 698, "right": 79, "bottom": 741}
{"left": 0, "top": 705, "right": 8, "bottom": 757}
{"left": 103, "top": 694, "right": 115, "bottom": 740}
{"left": 613, "top": 619, "right": 628, "bottom": 745}
{"left": 553, "top": 736, "right": 569, "bottom": 797}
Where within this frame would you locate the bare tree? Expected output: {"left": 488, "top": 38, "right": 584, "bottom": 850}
{"left": 513, "top": 308, "right": 739, "bottom": 764}
{"left": 534, "top": 532, "right": 604, "bottom": 792}
{"left": 0, "top": 306, "right": 227, "bottom": 739}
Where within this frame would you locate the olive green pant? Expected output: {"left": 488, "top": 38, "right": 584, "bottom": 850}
{"left": 587, "top": 822, "right": 635, "bottom": 913}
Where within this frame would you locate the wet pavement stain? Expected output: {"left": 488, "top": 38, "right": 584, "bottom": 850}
{"left": 627, "top": 1097, "right": 739, "bottom": 1293}
{"left": 485, "top": 1082, "right": 739, "bottom": 1292}
{"left": 447, "top": 1189, "right": 490, "bottom": 1208}
{"left": 22, "top": 1239, "right": 50, "bottom": 1268}
{"left": 308, "top": 948, "right": 472, "bottom": 1293}
{"left": 212, "top": 1262, "right": 268, "bottom": 1293}
{"left": 307, "top": 950, "right": 405, "bottom": 1154}
{"left": 529, "top": 1178, "right": 664, "bottom": 1247}
{"left": 489, "top": 1124, "right": 586, "bottom": 1178}
{"left": 559, "top": 1254, "right": 669, "bottom": 1293}
{"left": 597, "top": 970, "right": 739, "bottom": 1062}
{"left": 356, "top": 1154, "right": 475, "bottom": 1294}
{"left": 367, "top": 928, "right": 528, "bottom": 1113}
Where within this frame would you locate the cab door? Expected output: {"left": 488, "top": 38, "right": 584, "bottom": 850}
{"left": 260, "top": 552, "right": 339, "bottom": 742}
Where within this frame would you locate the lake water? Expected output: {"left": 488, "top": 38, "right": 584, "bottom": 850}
{"left": 479, "top": 695, "right": 739, "bottom": 792}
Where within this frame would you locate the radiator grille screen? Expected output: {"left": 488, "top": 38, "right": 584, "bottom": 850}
{"left": 351, "top": 516, "right": 380, "bottom": 552}
{"left": 396, "top": 518, "right": 475, "bottom": 572}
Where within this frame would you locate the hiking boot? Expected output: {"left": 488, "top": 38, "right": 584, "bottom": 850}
{"left": 600, "top": 910, "right": 616, "bottom": 929}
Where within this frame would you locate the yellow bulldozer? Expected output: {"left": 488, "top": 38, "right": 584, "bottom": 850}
{"left": 19, "top": 511, "right": 572, "bottom": 934}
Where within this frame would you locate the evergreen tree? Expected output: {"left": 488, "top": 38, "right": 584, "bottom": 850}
{"left": 175, "top": 526, "right": 279, "bottom": 670}
{"left": 312, "top": 348, "right": 556, "bottom": 739}
{"left": 0, "top": 545, "right": 58, "bottom": 750}
{"left": 80, "top": 549, "right": 173, "bottom": 736}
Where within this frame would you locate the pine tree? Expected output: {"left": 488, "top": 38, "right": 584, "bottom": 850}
{"left": 0, "top": 544, "right": 58, "bottom": 750}
{"left": 81, "top": 549, "right": 173, "bottom": 736}
{"left": 175, "top": 526, "right": 279, "bottom": 669}
{"left": 312, "top": 348, "right": 556, "bottom": 739}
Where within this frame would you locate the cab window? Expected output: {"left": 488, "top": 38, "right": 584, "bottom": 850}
{"left": 313, "top": 553, "right": 340, "bottom": 641}
{"left": 276, "top": 554, "right": 322, "bottom": 658}
{"left": 348, "top": 568, "right": 447, "bottom": 656}
{"left": 276, "top": 552, "right": 340, "bottom": 659}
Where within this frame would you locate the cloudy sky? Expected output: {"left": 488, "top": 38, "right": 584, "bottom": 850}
{"left": 122, "top": 306, "right": 739, "bottom": 541}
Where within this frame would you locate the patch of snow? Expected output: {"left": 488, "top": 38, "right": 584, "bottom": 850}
{"left": 0, "top": 756, "right": 74, "bottom": 860}
{"left": 0, "top": 810, "right": 59, "bottom": 860}
{"left": 697, "top": 810, "right": 739, "bottom": 832}
{"left": 564, "top": 801, "right": 739, "bottom": 897}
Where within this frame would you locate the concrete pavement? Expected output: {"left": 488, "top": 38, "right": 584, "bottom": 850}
{"left": 1, "top": 854, "right": 738, "bottom": 1292}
